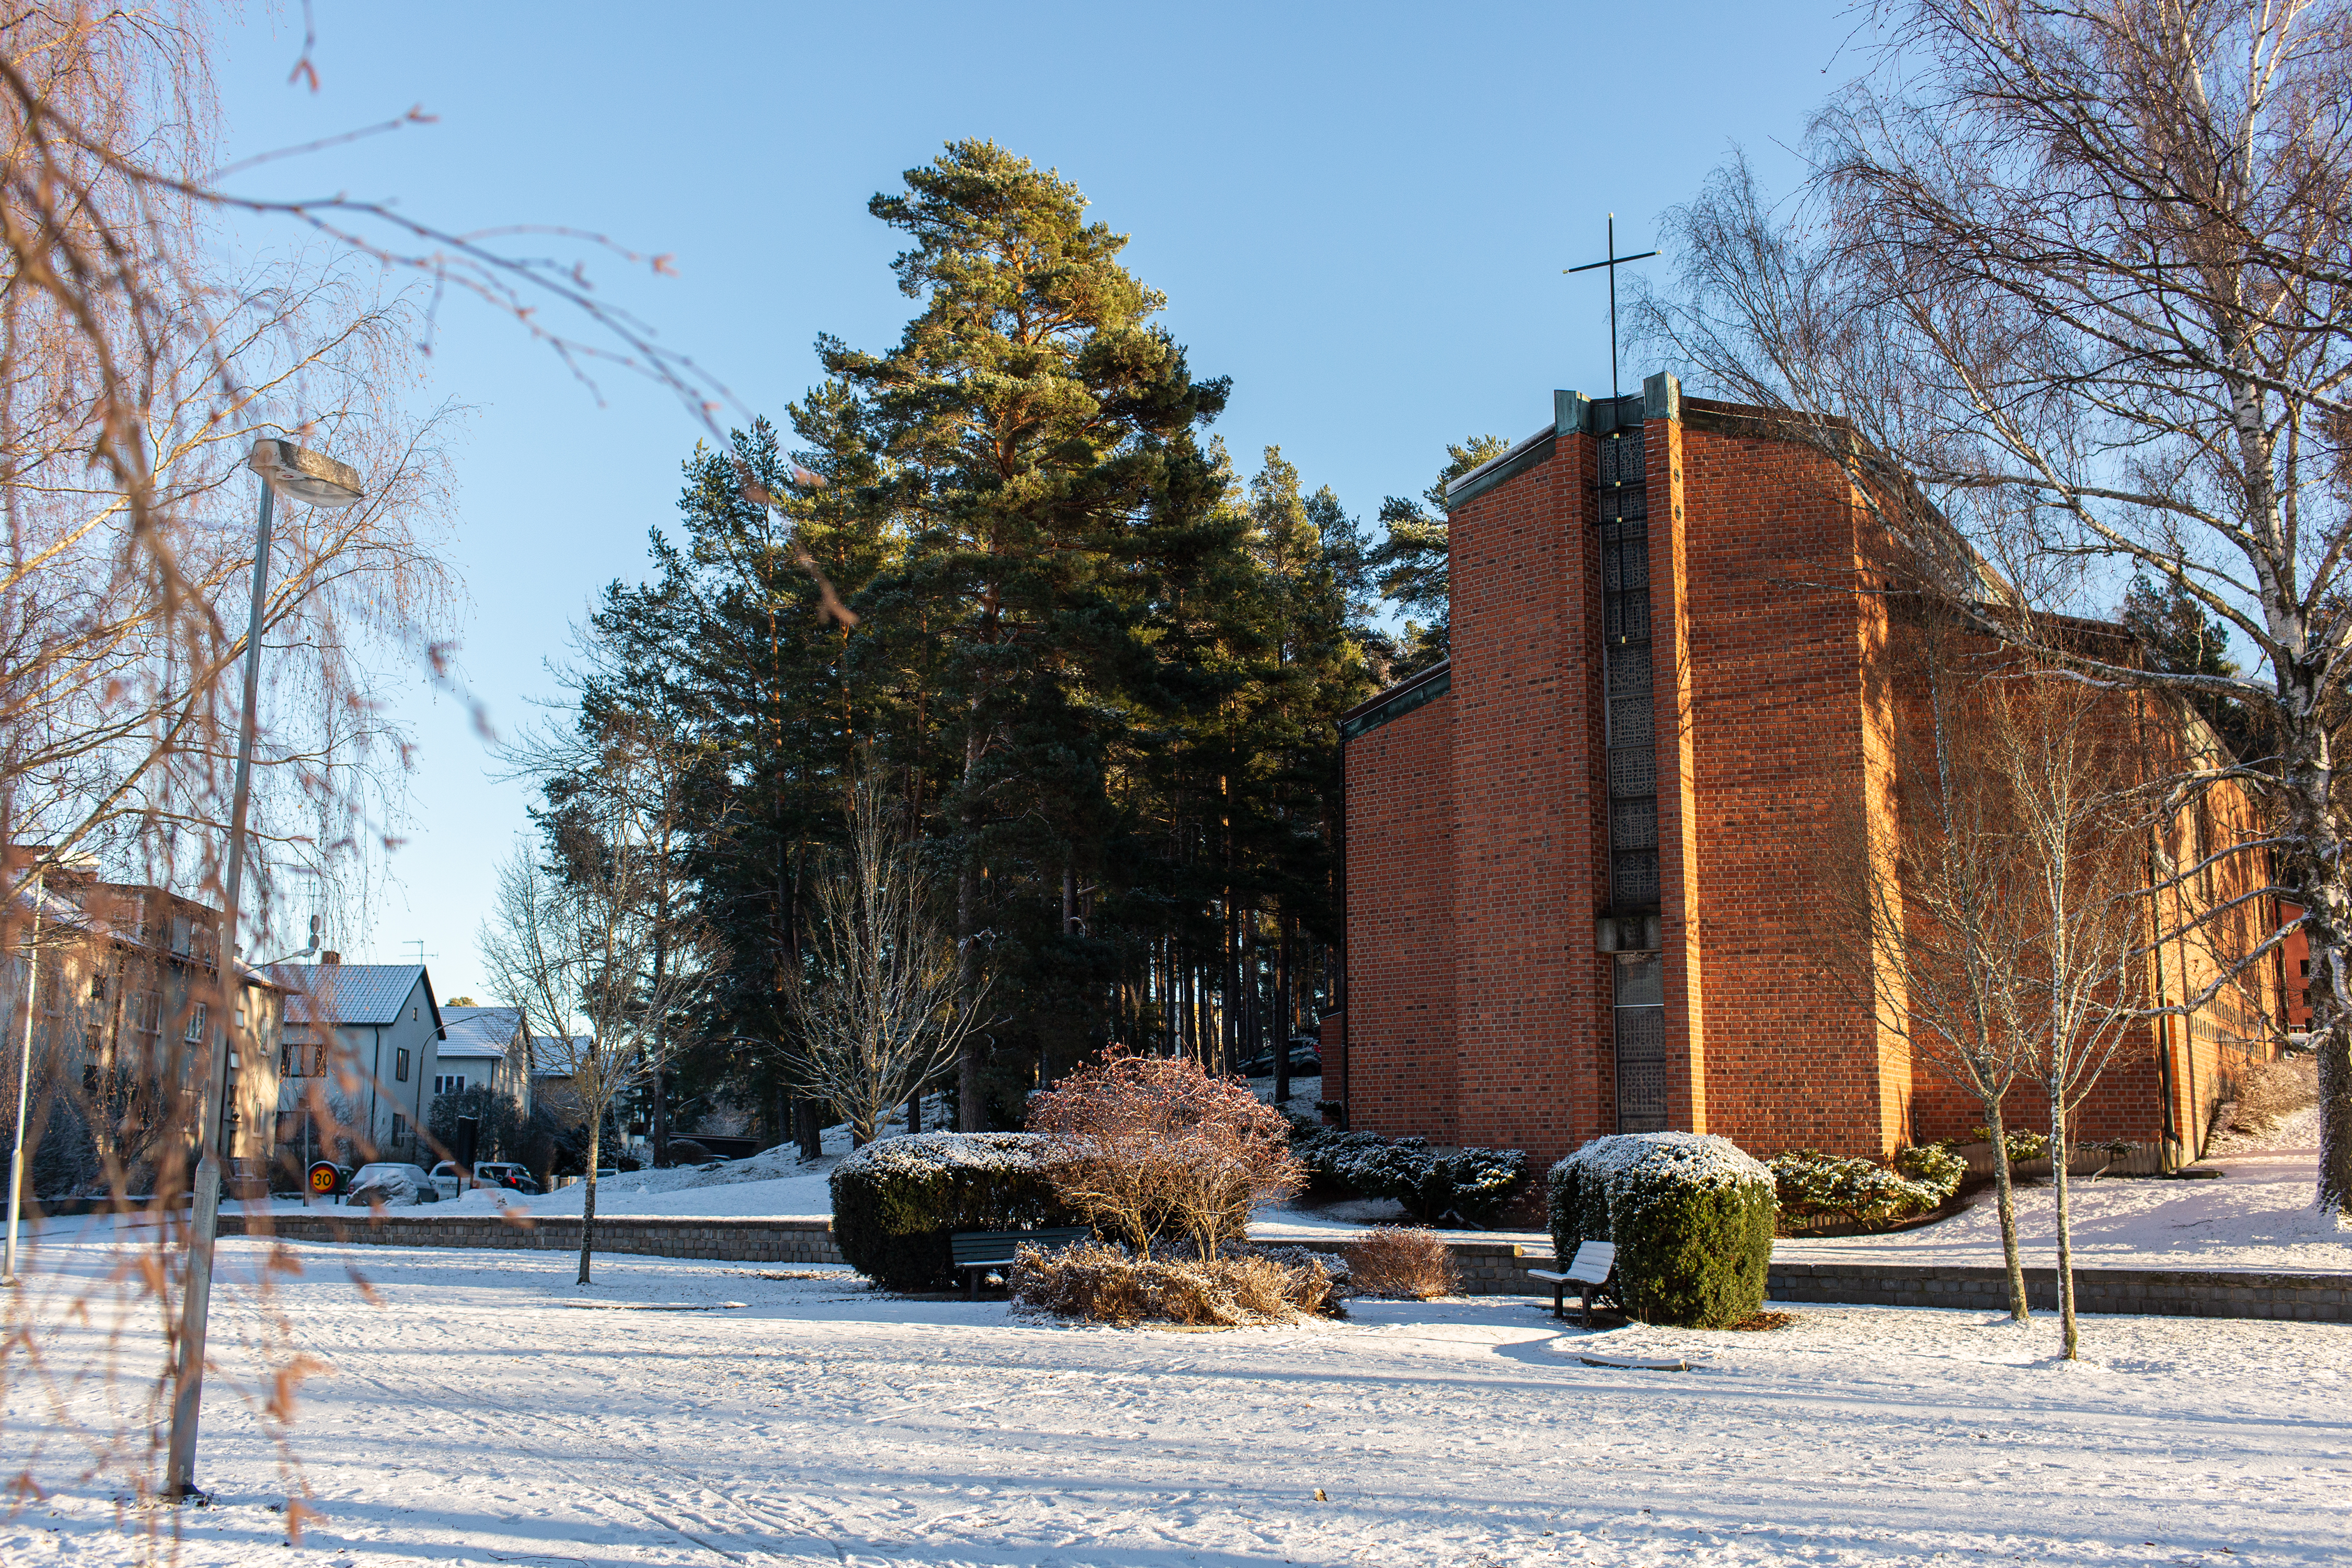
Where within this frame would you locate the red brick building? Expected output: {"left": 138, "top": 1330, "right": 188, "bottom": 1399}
{"left": 1331, "top": 375, "right": 2278, "bottom": 1169}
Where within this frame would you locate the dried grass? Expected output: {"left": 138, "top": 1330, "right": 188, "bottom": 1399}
{"left": 1010, "top": 1241, "right": 1339, "bottom": 1326}
{"left": 1346, "top": 1225, "right": 1460, "bottom": 1299}
{"left": 1725, "top": 1310, "right": 1800, "bottom": 1332}
{"left": 2228, "top": 1054, "right": 2320, "bottom": 1133}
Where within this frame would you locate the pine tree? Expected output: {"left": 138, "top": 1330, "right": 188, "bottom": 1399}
{"left": 1367, "top": 435, "right": 1510, "bottom": 678}
{"left": 822, "top": 141, "right": 1229, "bottom": 1126}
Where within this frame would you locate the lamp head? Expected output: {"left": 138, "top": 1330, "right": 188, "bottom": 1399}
{"left": 250, "top": 439, "right": 365, "bottom": 508}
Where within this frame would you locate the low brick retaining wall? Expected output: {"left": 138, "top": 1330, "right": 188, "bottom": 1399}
{"left": 217, "top": 1210, "right": 843, "bottom": 1265}
{"left": 211, "top": 1214, "right": 2350, "bottom": 1321}
{"left": 1767, "top": 1260, "right": 2351, "bottom": 1322}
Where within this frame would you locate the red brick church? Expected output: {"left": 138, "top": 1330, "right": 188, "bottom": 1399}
{"left": 1325, "top": 374, "right": 2278, "bottom": 1169}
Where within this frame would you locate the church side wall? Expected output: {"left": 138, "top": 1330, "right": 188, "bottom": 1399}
{"left": 1341, "top": 693, "right": 1458, "bottom": 1144}
{"left": 1446, "top": 441, "right": 1609, "bottom": 1169}
{"left": 1675, "top": 417, "right": 1902, "bottom": 1159}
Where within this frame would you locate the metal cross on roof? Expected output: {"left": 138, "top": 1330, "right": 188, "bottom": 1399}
{"left": 1565, "top": 214, "right": 1658, "bottom": 404}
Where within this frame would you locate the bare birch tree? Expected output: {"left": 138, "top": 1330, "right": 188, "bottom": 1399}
{"left": 479, "top": 728, "right": 716, "bottom": 1285}
{"left": 1990, "top": 678, "right": 2152, "bottom": 1360}
{"left": 785, "top": 777, "right": 988, "bottom": 1146}
{"left": 1641, "top": 0, "right": 2352, "bottom": 1214}
{"left": 1818, "top": 614, "right": 2039, "bottom": 1320}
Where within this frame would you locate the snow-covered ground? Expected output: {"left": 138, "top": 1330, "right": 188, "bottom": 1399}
{"left": 1780, "top": 1108, "right": 2351, "bottom": 1275}
{"left": 7, "top": 1231, "right": 2350, "bottom": 1567}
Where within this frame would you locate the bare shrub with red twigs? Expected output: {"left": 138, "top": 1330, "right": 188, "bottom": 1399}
{"left": 1027, "top": 1050, "right": 1302, "bottom": 1261}
{"left": 1346, "top": 1225, "right": 1459, "bottom": 1300}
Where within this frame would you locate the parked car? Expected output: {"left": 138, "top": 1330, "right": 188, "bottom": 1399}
{"left": 429, "top": 1160, "right": 541, "bottom": 1197}
{"left": 342, "top": 1162, "right": 440, "bottom": 1206}
{"left": 1240, "top": 1045, "right": 1323, "bottom": 1079}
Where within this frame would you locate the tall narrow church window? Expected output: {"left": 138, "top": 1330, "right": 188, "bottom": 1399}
{"left": 1596, "top": 398, "right": 1658, "bottom": 912}
{"left": 1613, "top": 953, "right": 1668, "bottom": 1132}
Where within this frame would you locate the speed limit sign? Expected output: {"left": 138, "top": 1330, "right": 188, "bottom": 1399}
{"left": 308, "top": 1160, "right": 343, "bottom": 1196}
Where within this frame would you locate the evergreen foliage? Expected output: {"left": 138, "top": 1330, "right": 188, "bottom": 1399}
{"left": 828, "top": 1131, "right": 1078, "bottom": 1290}
{"left": 1292, "top": 1122, "right": 1527, "bottom": 1227}
{"left": 1769, "top": 1146, "right": 1962, "bottom": 1230}
{"left": 528, "top": 142, "right": 1473, "bottom": 1139}
{"left": 1365, "top": 435, "right": 1511, "bottom": 677}
{"left": 1548, "top": 1133, "right": 1775, "bottom": 1328}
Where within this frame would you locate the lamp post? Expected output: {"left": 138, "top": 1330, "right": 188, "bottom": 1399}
{"left": 166, "top": 438, "right": 364, "bottom": 1501}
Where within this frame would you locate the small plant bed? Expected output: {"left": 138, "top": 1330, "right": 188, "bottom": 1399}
{"left": 1344, "top": 1225, "right": 1459, "bottom": 1300}
{"left": 1725, "top": 1309, "right": 1800, "bottom": 1332}
{"left": 1011, "top": 1240, "right": 1343, "bottom": 1327}
{"left": 1768, "top": 1146, "right": 1965, "bottom": 1236}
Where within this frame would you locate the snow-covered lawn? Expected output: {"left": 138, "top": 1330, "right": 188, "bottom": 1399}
{"left": 7, "top": 1234, "right": 2350, "bottom": 1567}
{"left": 1779, "top": 1109, "right": 2350, "bottom": 1275}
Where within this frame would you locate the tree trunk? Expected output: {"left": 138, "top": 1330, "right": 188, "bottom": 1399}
{"left": 1273, "top": 914, "right": 1293, "bottom": 1111}
{"left": 956, "top": 724, "right": 987, "bottom": 1131}
{"left": 794, "top": 1096, "right": 822, "bottom": 1161}
{"left": 651, "top": 1069, "right": 669, "bottom": 1169}
{"left": 579, "top": 1115, "right": 600, "bottom": 1286}
{"left": 2051, "top": 1098, "right": 2078, "bottom": 1360}
{"left": 1984, "top": 1096, "right": 2028, "bottom": 1322}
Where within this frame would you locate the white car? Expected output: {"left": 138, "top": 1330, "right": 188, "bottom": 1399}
{"left": 429, "top": 1159, "right": 541, "bottom": 1198}
{"left": 343, "top": 1162, "right": 440, "bottom": 1206}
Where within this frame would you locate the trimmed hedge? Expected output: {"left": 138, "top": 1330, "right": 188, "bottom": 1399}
{"left": 1548, "top": 1132, "right": 1776, "bottom": 1328}
{"left": 1771, "top": 1145, "right": 1963, "bottom": 1230}
{"left": 828, "top": 1132, "right": 1078, "bottom": 1290}
{"left": 1290, "top": 1122, "right": 1528, "bottom": 1227}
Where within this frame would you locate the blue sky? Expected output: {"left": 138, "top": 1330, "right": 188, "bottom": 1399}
{"left": 212, "top": 1, "right": 1868, "bottom": 1000}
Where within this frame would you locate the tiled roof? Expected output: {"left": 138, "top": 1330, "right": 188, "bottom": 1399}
{"left": 267, "top": 963, "right": 431, "bottom": 1027}
{"left": 439, "top": 1006, "right": 523, "bottom": 1059}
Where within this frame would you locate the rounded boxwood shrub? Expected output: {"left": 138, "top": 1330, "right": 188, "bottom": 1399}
{"left": 829, "top": 1132, "right": 1078, "bottom": 1290}
{"left": 1547, "top": 1132, "right": 1776, "bottom": 1328}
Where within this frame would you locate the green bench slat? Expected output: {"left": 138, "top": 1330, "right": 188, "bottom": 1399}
{"left": 949, "top": 1226, "right": 1092, "bottom": 1266}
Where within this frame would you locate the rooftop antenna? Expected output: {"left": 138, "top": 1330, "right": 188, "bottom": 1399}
{"left": 1565, "top": 213, "right": 1658, "bottom": 403}
{"left": 405, "top": 939, "right": 437, "bottom": 967}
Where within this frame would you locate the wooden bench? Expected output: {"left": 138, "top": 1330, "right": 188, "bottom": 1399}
{"left": 949, "top": 1226, "right": 1094, "bottom": 1298}
{"left": 1528, "top": 1240, "right": 1619, "bottom": 1326}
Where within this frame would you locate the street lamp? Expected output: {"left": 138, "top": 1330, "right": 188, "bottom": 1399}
{"left": 166, "top": 437, "right": 364, "bottom": 1501}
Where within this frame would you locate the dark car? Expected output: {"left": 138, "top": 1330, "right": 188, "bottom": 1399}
{"left": 1241, "top": 1045, "right": 1322, "bottom": 1079}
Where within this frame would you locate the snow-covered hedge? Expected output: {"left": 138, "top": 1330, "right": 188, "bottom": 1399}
{"left": 1770, "top": 1146, "right": 1963, "bottom": 1230}
{"left": 1290, "top": 1123, "right": 1527, "bottom": 1227}
{"left": 829, "top": 1132, "right": 1078, "bottom": 1291}
{"left": 1959, "top": 1126, "right": 2050, "bottom": 1162}
{"left": 1547, "top": 1133, "right": 1775, "bottom": 1328}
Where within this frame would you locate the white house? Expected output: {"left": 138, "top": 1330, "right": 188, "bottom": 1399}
{"left": 268, "top": 957, "right": 441, "bottom": 1168}
{"left": 432, "top": 1005, "right": 533, "bottom": 1116}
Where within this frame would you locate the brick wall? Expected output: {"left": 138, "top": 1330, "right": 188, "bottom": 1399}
{"left": 1341, "top": 382, "right": 2282, "bottom": 1173}
{"left": 1676, "top": 414, "right": 1904, "bottom": 1157}
{"left": 1447, "top": 424, "right": 1606, "bottom": 1166}
{"left": 1342, "top": 695, "right": 1458, "bottom": 1142}
{"left": 220, "top": 1209, "right": 844, "bottom": 1265}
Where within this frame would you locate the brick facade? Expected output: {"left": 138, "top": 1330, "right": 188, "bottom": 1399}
{"left": 1341, "top": 377, "right": 2280, "bottom": 1170}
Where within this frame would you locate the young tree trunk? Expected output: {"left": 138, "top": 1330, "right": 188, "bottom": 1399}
{"left": 651, "top": 1069, "right": 669, "bottom": 1169}
{"left": 579, "top": 1116, "right": 601, "bottom": 1286}
{"left": 1983, "top": 1096, "right": 2029, "bottom": 1322}
{"left": 1273, "top": 914, "right": 1293, "bottom": 1111}
{"left": 2050, "top": 1099, "right": 2078, "bottom": 1361}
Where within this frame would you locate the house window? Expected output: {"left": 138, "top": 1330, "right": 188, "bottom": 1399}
{"left": 391, "top": 1113, "right": 409, "bottom": 1144}
{"left": 395, "top": 1047, "right": 410, "bottom": 1082}
{"left": 434, "top": 1074, "right": 467, "bottom": 1096}
{"left": 183, "top": 1002, "right": 207, "bottom": 1043}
